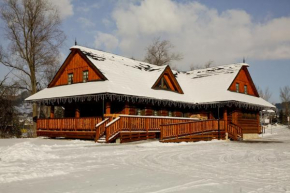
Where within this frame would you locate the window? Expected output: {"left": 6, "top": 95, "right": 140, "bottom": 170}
{"left": 244, "top": 85, "right": 248, "bottom": 94}
{"left": 68, "top": 73, "right": 73, "bottom": 84}
{"left": 168, "top": 111, "right": 173, "bottom": 117}
{"left": 153, "top": 110, "right": 159, "bottom": 116}
{"left": 83, "top": 71, "right": 89, "bottom": 83}
{"left": 137, "top": 108, "right": 145, "bottom": 116}
{"left": 157, "top": 77, "right": 169, "bottom": 90}
{"left": 236, "top": 83, "right": 239, "bottom": 93}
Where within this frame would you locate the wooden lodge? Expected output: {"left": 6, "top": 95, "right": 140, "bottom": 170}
{"left": 26, "top": 46, "right": 275, "bottom": 143}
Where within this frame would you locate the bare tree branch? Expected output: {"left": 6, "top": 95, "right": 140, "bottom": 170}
{"left": 144, "top": 38, "right": 183, "bottom": 66}
{"left": 257, "top": 86, "right": 272, "bottom": 102}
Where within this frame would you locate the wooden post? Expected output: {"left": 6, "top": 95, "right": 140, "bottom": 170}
{"left": 223, "top": 108, "right": 228, "bottom": 133}
{"left": 50, "top": 106, "right": 55, "bottom": 118}
{"left": 124, "top": 102, "right": 130, "bottom": 114}
{"left": 145, "top": 118, "right": 149, "bottom": 139}
{"left": 106, "top": 101, "right": 111, "bottom": 114}
{"left": 75, "top": 106, "right": 80, "bottom": 118}
{"left": 257, "top": 112, "right": 260, "bottom": 133}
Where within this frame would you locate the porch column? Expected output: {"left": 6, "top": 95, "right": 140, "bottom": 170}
{"left": 223, "top": 108, "right": 228, "bottom": 132}
{"left": 257, "top": 112, "right": 261, "bottom": 133}
{"left": 124, "top": 102, "right": 130, "bottom": 114}
{"left": 106, "top": 102, "right": 111, "bottom": 114}
{"left": 50, "top": 106, "right": 55, "bottom": 118}
{"left": 75, "top": 106, "right": 80, "bottom": 118}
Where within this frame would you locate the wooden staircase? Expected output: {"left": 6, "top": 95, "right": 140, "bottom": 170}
{"left": 95, "top": 115, "right": 197, "bottom": 143}
{"left": 94, "top": 116, "right": 243, "bottom": 143}
{"left": 227, "top": 122, "right": 243, "bottom": 141}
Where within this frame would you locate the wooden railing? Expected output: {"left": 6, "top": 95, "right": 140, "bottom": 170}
{"left": 105, "top": 115, "right": 198, "bottom": 142}
{"left": 95, "top": 118, "right": 110, "bottom": 141}
{"left": 160, "top": 119, "right": 225, "bottom": 140}
{"left": 37, "top": 117, "right": 103, "bottom": 131}
{"left": 227, "top": 122, "right": 243, "bottom": 141}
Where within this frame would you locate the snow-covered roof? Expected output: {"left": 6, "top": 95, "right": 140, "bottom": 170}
{"left": 26, "top": 46, "right": 274, "bottom": 109}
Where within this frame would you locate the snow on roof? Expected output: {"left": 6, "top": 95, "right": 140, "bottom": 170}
{"left": 26, "top": 45, "right": 274, "bottom": 109}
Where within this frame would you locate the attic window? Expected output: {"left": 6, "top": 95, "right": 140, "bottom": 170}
{"left": 244, "top": 85, "right": 248, "bottom": 94}
{"left": 83, "top": 70, "right": 89, "bottom": 83}
{"left": 236, "top": 83, "right": 239, "bottom": 93}
{"left": 68, "top": 73, "right": 73, "bottom": 84}
{"left": 157, "top": 77, "right": 169, "bottom": 90}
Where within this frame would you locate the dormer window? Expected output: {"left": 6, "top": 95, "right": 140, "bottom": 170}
{"left": 236, "top": 83, "right": 239, "bottom": 93}
{"left": 83, "top": 70, "right": 89, "bottom": 83}
{"left": 68, "top": 73, "right": 73, "bottom": 84}
{"left": 244, "top": 85, "right": 248, "bottom": 94}
{"left": 157, "top": 77, "right": 169, "bottom": 90}
{"left": 151, "top": 66, "right": 184, "bottom": 94}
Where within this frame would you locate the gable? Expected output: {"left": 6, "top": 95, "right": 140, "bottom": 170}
{"left": 48, "top": 49, "right": 107, "bottom": 88}
{"left": 228, "top": 66, "right": 259, "bottom": 97}
{"left": 152, "top": 66, "right": 184, "bottom": 94}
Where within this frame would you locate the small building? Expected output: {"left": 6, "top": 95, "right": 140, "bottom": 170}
{"left": 26, "top": 46, "right": 274, "bottom": 143}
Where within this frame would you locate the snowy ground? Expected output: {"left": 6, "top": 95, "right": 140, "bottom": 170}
{"left": 1, "top": 125, "right": 290, "bottom": 193}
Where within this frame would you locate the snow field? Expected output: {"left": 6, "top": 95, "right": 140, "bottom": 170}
{"left": 0, "top": 125, "right": 290, "bottom": 193}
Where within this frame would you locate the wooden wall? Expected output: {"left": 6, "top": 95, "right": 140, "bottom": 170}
{"left": 227, "top": 108, "right": 259, "bottom": 134}
{"left": 228, "top": 67, "right": 258, "bottom": 97}
{"left": 50, "top": 52, "right": 102, "bottom": 87}
{"left": 238, "top": 111, "right": 260, "bottom": 133}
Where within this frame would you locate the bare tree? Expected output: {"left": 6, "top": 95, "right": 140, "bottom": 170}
{"left": 280, "top": 86, "right": 290, "bottom": 123}
{"left": 190, "top": 60, "right": 213, "bottom": 71}
{"left": 144, "top": 38, "right": 182, "bottom": 66}
{"left": 204, "top": 60, "right": 213, "bottom": 68}
{"left": 0, "top": 77, "right": 21, "bottom": 138}
{"left": 0, "top": 0, "right": 65, "bottom": 136}
{"left": 257, "top": 86, "right": 272, "bottom": 102}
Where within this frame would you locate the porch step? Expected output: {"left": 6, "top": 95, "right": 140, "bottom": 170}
{"left": 97, "top": 135, "right": 106, "bottom": 143}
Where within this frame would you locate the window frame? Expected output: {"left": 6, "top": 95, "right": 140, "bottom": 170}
{"left": 244, "top": 85, "right": 248, "bottom": 94}
{"left": 83, "top": 70, "right": 89, "bottom": 83}
{"left": 236, "top": 83, "right": 239, "bottom": 93}
{"left": 68, "top": 73, "right": 73, "bottom": 85}
{"left": 157, "top": 77, "right": 170, "bottom": 90}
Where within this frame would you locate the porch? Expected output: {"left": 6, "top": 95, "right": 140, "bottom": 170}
{"left": 37, "top": 114, "right": 243, "bottom": 143}
{"left": 36, "top": 99, "right": 261, "bottom": 143}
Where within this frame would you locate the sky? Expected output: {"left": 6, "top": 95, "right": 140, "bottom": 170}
{"left": 0, "top": 0, "right": 290, "bottom": 104}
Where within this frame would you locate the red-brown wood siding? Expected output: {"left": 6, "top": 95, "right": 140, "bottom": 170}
{"left": 50, "top": 52, "right": 102, "bottom": 87}
{"left": 228, "top": 67, "right": 259, "bottom": 97}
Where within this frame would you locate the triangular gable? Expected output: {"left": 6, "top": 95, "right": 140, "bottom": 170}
{"left": 228, "top": 66, "right": 259, "bottom": 97}
{"left": 152, "top": 66, "right": 184, "bottom": 94}
{"left": 48, "top": 49, "right": 107, "bottom": 88}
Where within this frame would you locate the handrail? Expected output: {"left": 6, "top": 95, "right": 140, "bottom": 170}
{"left": 118, "top": 114, "right": 200, "bottom": 120}
{"left": 160, "top": 119, "right": 217, "bottom": 126}
{"left": 37, "top": 117, "right": 103, "bottom": 131}
{"left": 38, "top": 116, "right": 102, "bottom": 120}
{"left": 95, "top": 118, "right": 109, "bottom": 142}
{"left": 105, "top": 116, "right": 199, "bottom": 143}
{"left": 227, "top": 122, "right": 243, "bottom": 141}
{"left": 160, "top": 120, "right": 225, "bottom": 140}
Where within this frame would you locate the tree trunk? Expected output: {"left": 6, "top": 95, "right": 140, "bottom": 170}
{"left": 31, "top": 73, "right": 37, "bottom": 137}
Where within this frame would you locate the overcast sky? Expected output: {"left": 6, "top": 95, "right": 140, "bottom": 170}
{"left": 0, "top": 0, "right": 290, "bottom": 103}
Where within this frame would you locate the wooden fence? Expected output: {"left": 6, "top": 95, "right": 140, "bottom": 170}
{"left": 37, "top": 117, "right": 103, "bottom": 132}
{"left": 160, "top": 119, "right": 225, "bottom": 140}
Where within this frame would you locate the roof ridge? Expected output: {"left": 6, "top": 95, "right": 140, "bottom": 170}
{"left": 71, "top": 45, "right": 165, "bottom": 70}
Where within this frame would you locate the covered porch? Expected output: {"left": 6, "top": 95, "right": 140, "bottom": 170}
{"left": 34, "top": 95, "right": 262, "bottom": 143}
